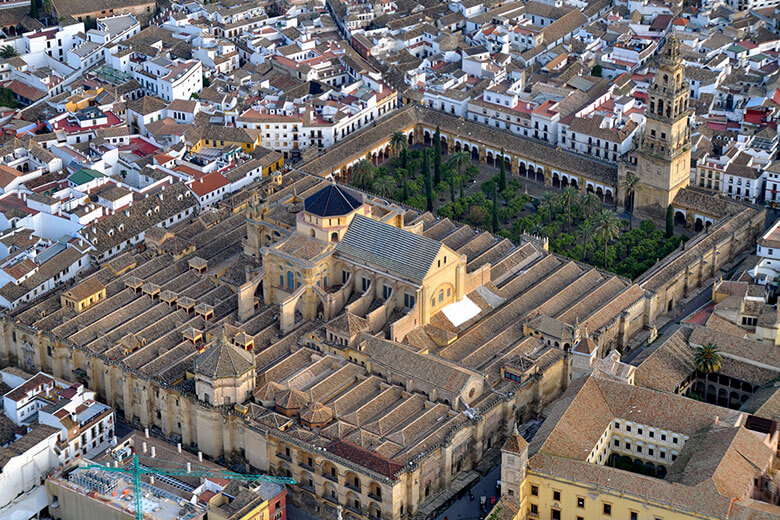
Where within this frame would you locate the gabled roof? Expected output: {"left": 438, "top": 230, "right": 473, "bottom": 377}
{"left": 304, "top": 183, "right": 362, "bottom": 217}
{"left": 194, "top": 338, "right": 254, "bottom": 379}
{"left": 335, "top": 214, "right": 443, "bottom": 284}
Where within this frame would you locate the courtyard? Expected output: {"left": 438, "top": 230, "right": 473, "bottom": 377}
{"left": 347, "top": 136, "right": 687, "bottom": 281}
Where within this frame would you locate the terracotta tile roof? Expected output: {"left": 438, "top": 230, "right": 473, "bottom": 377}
{"left": 188, "top": 171, "right": 230, "bottom": 197}
{"left": 326, "top": 439, "right": 403, "bottom": 479}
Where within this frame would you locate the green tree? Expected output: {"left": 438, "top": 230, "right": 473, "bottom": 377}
{"left": 0, "top": 46, "right": 16, "bottom": 59}
{"left": 695, "top": 343, "right": 722, "bottom": 374}
{"left": 399, "top": 147, "right": 408, "bottom": 170}
{"left": 492, "top": 184, "right": 499, "bottom": 232}
{"left": 397, "top": 168, "right": 409, "bottom": 201}
{"left": 30, "top": 0, "right": 38, "bottom": 18}
{"left": 575, "top": 221, "right": 595, "bottom": 261}
{"left": 459, "top": 175, "right": 464, "bottom": 199}
{"left": 352, "top": 159, "right": 374, "bottom": 190}
{"left": 468, "top": 205, "right": 487, "bottom": 227}
{"left": 450, "top": 174, "right": 456, "bottom": 202}
{"left": 591, "top": 64, "right": 602, "bottom": 77}
{"left": 498, "top": 148, "right": 507, "bottom": 192}
{"left": 539, "top": 192, "right": 557, "bottom": 222}
{"left": 390, "top": 131, "right": 408, "bottom": 157}
{"left": 447, "top": 150, "right": 470, "bottom": 178}
{"left": 594, "top": 209, "right": 621, "bottom": 267}
{"left": 373, "top": 175, "right": 395, "bottom": 198}
{"left": 558, "top": 185, "right": 578, "bottom": 231}
{"left": 580, "top": 192, "right": 601, "bottom": 218}
{"left": 0, "top": 88, "right": 18, "bottom": 109}
{"left": 666, "top": 204, "right": 674, "bottom": 238}
{"left": 41, "top": 0, "right": 52, "bottom": 13}
{"left": 621, "top": 171, "right": 642, "bottom": 230}
{"left": 433, "top": 126, "right": 442, "bottom": 185}
{"left": 423, "top": 150, "right": 433, "bottom": 212}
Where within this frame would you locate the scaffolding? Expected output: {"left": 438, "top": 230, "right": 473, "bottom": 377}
{"left": 69, "top": 469, "right": 119, "bottom": 495}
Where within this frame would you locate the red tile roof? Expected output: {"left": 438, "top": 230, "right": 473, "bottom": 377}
{"left": 326, "top": 439, "right": 403, "bottom": 479}
{"left": 188, "top": 171, "right": 229, "bottom": 197}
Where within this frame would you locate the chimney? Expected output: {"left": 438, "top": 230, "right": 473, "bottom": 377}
{"left": 144, "top": 428, "right": 149, "bottom": 438}
{"left": 177, "top": 443, "right": 182, "bottom": 453}
{"left": 198, "top": 451, "right": 203, "bottom": 462}
{"left": 186, "top": 462, "right": 192, "bottom": 473}
{"left": 149, "top": 476, "right": 155, "bottom": 485}
{"left": 151, "top": 446, "right": 156, "bottom": 458}
{"left": 142, "top": 441, "right": 147, "bottom": 454}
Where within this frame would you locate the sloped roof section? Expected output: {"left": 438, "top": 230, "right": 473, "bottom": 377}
{"left": 194, "top": 339, "right": 254, "bottom": 379}
{"left": 304, "top": 183, "right": 363, "bottom": 217}
{"left": 335, "top": 214, "right": 442, "bottom": 284}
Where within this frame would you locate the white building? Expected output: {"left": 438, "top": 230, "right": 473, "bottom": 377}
{"left": 753, "top": 218, "right": 780, "bottom": 286}
{"left": 2, "top": 370, "right": 115, "bottom": 462}
{"left": 133, "top": 57, "right": 203, "bottom": 102}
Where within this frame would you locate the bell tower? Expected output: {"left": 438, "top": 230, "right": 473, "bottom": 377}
{"left": 636, "top": 36, "right": 691, "bottom": 209}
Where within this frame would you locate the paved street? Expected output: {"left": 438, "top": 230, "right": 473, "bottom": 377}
{"left": 434, "top": 465, "right": 501, "bottom": 520}
{"left": 288, "top": 503, "right": 321, "bottom": 520}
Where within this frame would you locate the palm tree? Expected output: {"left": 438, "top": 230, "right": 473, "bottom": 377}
{"left": 539, "top": 192, "right": 557, "bottom": 223}
{"left": 373, "top": 175, "right": 395, "bottom": 198}
{"left": 557, "top": 186, "right": 578, "bottom": 230}
{"left": 695, "top": 343, "right": 722, "bottom": 374}
{"left": 593, "top": 209, "right": 621, "bottom": 267}
{"left": 528, "top": 221, "right": 545, "bottom": 236}
{"left": 447, "top": 151, "right": 470, "bottom": 179}
{"left": 352, "top": 159, "right": 374, "bottom": 190}
{"left": 621, "top": 171, "right": 643, "bottom": 230}
{"left": 41, "top": 0, "right": 52, "bottom": 14}
{"left": 0, "top": 46, "right": 16, "bottom": 59}
{"left": 579, "top": 192, "right": 601, "bottom": 218}
{"left": 575, "top": 221, "right": 595, "bottom": 262}
{"left": 389, "top": 131, "right": 408, "bottom": 157}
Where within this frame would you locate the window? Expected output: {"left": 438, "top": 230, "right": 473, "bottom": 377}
{"left": 638, "top": 427, "right": 643, "bottom": 435}
{"left": 613, "top": 439, "right": 620, "bottom": 447}
{"left": 631, "top": 513, "right": 638, "bottom": 520}
{"left": 625, "top": 441, "right": 631, "bottom": 450}
{"left": 626, "top": 425, "right": 631, "bottom": 432}
{"left": 577, "top": 497, "right": 585, "bottom": 508}
{"left": 530, "top": 504, "right": 538, "bottom": 514}
{"left": 603, "top": 504, "right": 612, "bottom": 516}
{"left": 531, "top": 485, "right": 538, "bottom": 496}
{"left": 614, "top": 422, "right": 620, "bottom": 429}
{"left": 552, "top": 510, "right": 561, "bottom": 520}
{"left": 553, "top": 491, "right": 560, "bottom": 501}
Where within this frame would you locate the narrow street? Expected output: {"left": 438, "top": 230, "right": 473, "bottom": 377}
{"left": 434, "top": 466, "right": 501, "bottom": 520}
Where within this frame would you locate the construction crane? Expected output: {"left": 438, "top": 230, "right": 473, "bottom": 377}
{"left": 84, "top": 453, "right": 297, "bottom": 520}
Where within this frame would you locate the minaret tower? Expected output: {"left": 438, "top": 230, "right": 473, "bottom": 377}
{"left": 635, "top": 35, "right": 692, "bottom": 209}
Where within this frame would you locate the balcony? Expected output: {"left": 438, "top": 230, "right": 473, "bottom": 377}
{"left": 322, "top": 472, "right": 338, "bottom": 483}
{"left": 346, "top": 483, "right": 361, "bottom": 492}
{"left": 345, "top": 504, "right": 362, "bottom": 515}
{"left": 298, "top": 461, "right": 315, "bottom": 472}
{"left": 368, "top": 492, "right": 382, "bottom": 503}
{"left": 324, "top": 495, "right": 339, "bottom": 505}
{"left": 276, "top": 452, "right": 292, "bottom": 462}
{"left": 300, "top": 483, "right": 316, "bottom": 494}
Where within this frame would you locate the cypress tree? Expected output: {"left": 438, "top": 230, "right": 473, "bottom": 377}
{"left": 498, "top": 148, "right": 507, "bottom": 192}
{"left": 492, "top": 184, "right": 499, "bottom": 232}
{"left": 433, "top": 126, "right": 442, "bottom": 185}
{"left": 30, "top": 0, "right": 38, "bottom": 18}
{"left": 665, "top": 205, "right": 674, "bottom": 238}
{"left": 423, "top": 150, "right": 433, "bottom": 212}
{"left": 459, "top": 176, "right": 465, "bottom": 199}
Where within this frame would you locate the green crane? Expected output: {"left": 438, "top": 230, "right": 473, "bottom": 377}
{"left": 84, "top": 453, "right": 297, "bottom": 520}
